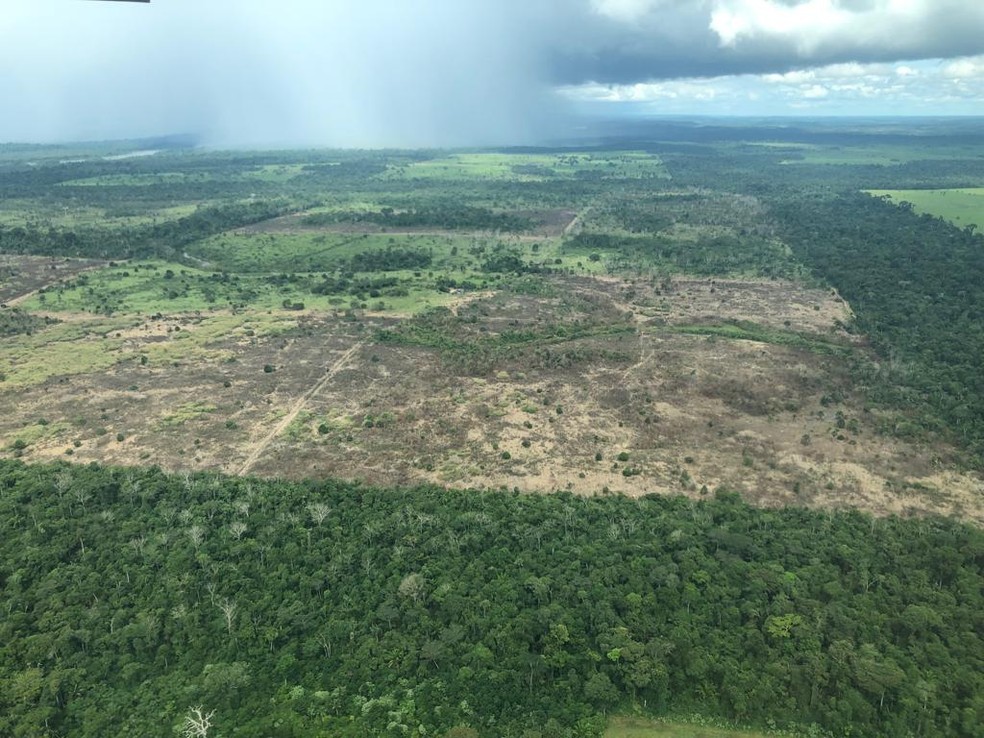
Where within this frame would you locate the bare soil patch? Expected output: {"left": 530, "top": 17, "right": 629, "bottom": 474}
{"left": 578, "top": 274, "right": 855, "bottom": 335}
{"left": 0, "top": 255, "right": 109, "bottom": 305}
{"left": 1, "top": 275, "right": 978, "bottom": 524}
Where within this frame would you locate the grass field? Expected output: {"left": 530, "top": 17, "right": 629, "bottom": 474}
{"left": 383, "top": 151, "right": 668, "bottom": 181}
{"left": 776, "top": 143, "right": 984, "bottom": 166}
{"left": 15, "top": 259, "right": 468, "bottom": 316}
{"left": 605, "top": 716, "right": 773, "bottom": 738}
{"left": 56, "top": 163, "right": 307, "bottom": 187}
{"left": 0, "top": 201, "right": 200, "bottom": 228}
{"left": 866, "top": 187, "right": 984, "bottom": 230}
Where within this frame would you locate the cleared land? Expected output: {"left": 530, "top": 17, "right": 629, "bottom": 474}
{"left": 867, "top": 187, "right": 984, "bottom": 230}
{"left": 1, "top": 147, "right": 981, "bottom": 525}
{"left": 2, "top": 265, "right": 979, "bottom": 522}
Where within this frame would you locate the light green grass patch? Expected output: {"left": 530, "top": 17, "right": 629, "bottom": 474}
{"left": 0, "top": 318, "right": 132, "bottom": 387}
{"left": 605, "top": 716, "right": 773, "bottom": 738}
{"left": 866, "top": 188, "right": 984, "bottom": 231}
{"left": 157, "top": 402, "right": 217, "bottom": 428}
{"left": 0, "top": 202, "right": 199, "bottom": 228}
{"left": 2, "top": 420, "right": 71, "bottom": 450}
{"left": 283, "top": 411, "right": 316, "bottom": 440}
{"left": 188, "top": 232, "right": 478, "bottom": 273}
{"left": 56, "top": 164, "right": 306, "bottom": 188}
{"left": 383, "top": 151, "right": 667, "bottom": 181}
{"left": 778, "top": 143, "right": 984, "bottom": 166}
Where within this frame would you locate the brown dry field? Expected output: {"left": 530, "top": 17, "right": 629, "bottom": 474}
{"left": 1, "top": 270, "right": 981, "bottom": 524}
{"left": 0, "top": 255, "right": 108, "bottom": 305}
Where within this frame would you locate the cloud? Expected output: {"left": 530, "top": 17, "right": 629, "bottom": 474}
{"left": 1, "top": 0, "right": 983, "bottom": 145}
{"left": 560, "top": 54, "right": 984, "bottom": 114}
{"left": 0, "top": 0, "right": 563, "bottom": 147}
{"left": 553, "top": 0, "right": 984, "bottom": 83}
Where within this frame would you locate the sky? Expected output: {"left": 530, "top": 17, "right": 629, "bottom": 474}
{"left": 1, "top": 0, "right": 983, "bottom": 146}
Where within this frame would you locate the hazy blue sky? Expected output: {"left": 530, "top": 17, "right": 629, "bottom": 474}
{"left": 2, "top": 0, "right": 983, "bottom": 146}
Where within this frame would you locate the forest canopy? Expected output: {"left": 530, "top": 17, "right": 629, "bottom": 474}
{"left": 1, "top": 460, "right": 981, "bottom": 738}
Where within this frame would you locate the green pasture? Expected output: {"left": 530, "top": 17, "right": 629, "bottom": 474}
{"left": 188, "top": 229, "right": 609, "bottom": 277}
{"left": 0, "top": 318, "right": 131, "bottom": 387}
{"left": 0, "top": 309, "right": 305, "bottom": 388}
{"left": 56, "top": 163, "right": 307, "bottom": 188}
{"left": 15, "top": 258, "right": 468, "bottom": 317}
{"left": 188, "top": 232, "right": 482, "bottom": 273}
{"left": 866, "top": 187, "right": 984, "bottom": 230}
{"left": 0, "top": 201, "right": 200, "bottom": 228}
{"left": 777, "top": 143, "right": 984, "bottom": 166}
{"left": 383, "top": 151, "right": 667, "bottom": 181}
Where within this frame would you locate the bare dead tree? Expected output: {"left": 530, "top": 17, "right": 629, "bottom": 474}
{"left": 74, "top": 487, "right": 91, "bottom": 512}
{"left": 181, "top": 706, "right": 215, "bottom": 738}
{"left": 187, "top": 525, "right": 205, "bottom": 550}
{"left": 229, "top": 521, "right": 247, "bottom": 540}
{"left": 219, "top": 598, "right": 237, "bottom": 634}
{"left": 308, "top": 502, "right": 331, "bottom": 527}
{"left": 128, "top": 536, "right": 147, "bottom": 557}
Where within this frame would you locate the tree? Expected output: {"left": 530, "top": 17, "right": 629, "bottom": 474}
{"left": 181, "top": 707, "right": 215, "bottom": 738}
{"left": 398, "top": 572, "right": 426, "bottom": 604}
{"left": 218, "top": 599, "right": 237, "bottom": 634}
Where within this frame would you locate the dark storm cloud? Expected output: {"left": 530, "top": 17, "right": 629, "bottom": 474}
{"left": 1, "top": 0, "right": 983, "bottom": 146}
{"left": 546, "top": 0, "right": 984, "bottom": 84}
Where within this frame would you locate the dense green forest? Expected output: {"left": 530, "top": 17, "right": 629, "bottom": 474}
{"left": 773, "top": 193, "right": 984, "bottom": 463}
{"left": 1, "top": 460, "right": 981, "bottom": 738}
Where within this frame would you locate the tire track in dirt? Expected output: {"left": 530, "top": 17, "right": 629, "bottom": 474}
{"left": 237, "top": 341, "right": 364, "bottom": 475}
{"left": 562, "top": 206, "right": 591, "bottom": 237}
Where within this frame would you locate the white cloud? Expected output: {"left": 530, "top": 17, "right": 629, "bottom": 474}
{"left": 710, "top": 0, "right": 856, "bottom": 51}
{"left": 707, "top": 0, "right": 978, "bottom": 59}
{"left": 944, "top": 57, "right": 984, "bottom": 78}
{"left": 560, "top": 53, "right": 984, "bottom": 114}
{"left": 764, "top": 70, "right": 816, "bottom": 84}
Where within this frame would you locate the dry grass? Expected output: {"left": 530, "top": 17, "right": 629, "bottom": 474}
{"left": 2, "top": 274, "right": 980, "bottom": 524}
